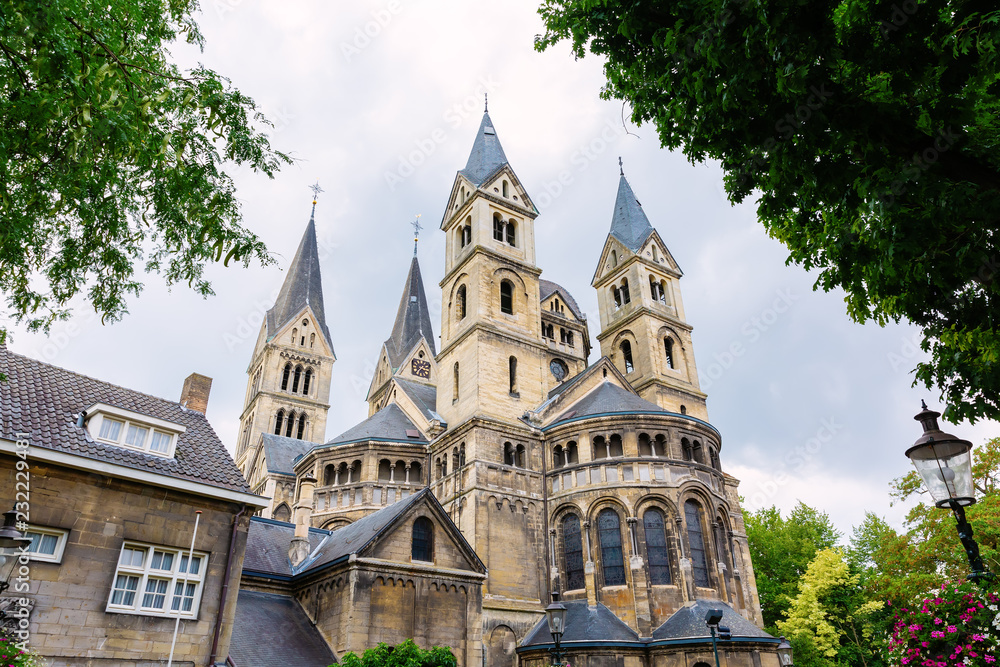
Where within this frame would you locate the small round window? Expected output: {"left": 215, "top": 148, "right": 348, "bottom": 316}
{"left": 550, "top": 358, "right": 569, "bottom": 381}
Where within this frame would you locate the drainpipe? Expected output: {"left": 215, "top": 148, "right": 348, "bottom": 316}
{"left": 209, "top": 504, "right": 248, "bottom": 666}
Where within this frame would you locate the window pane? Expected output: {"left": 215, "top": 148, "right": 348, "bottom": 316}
{"left": 111, "top": 574, "right": 139, "bottom": 606}
{"left": 125, "top": 424, "right": 149, "bottom": 448}
{"left": 412, "top": 517, "right": 433, "bottom": 561}
{"left": 171, "top": 582, "right": 197, "bottom": 612}
{"left": 562, "top": 515, "right": 585, "bottom": 590}
{"left": 99, "top": 418, "right": 123, "bottom": 441}
{"left": 27, "top": 531, "right": 58, "bottom": 555}
{"left": 685, "top": 501, "right": 711, "bottom": 588}
{"left": 120, "top": 547, "right": 145, "bottom": 568}
{"left": 142, "top": 578, "right": 169, "bottom": 609}
{"left": 179, "top": 554, "right": 201, "bottom": 576}
{"left": 150, "top": 431, "right": 171, "bottom": 453}
{"left": 597, "top": 509, "right": 626, "bottom": 586}
{"left": 644, "top": 510, "right": 672, "bottom": 585}
{"left": 151, "top": 551, "right": 174, "bottom": 571}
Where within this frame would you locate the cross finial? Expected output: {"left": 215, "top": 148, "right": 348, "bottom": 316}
{"left": 619, "top": 156, "right": 624, "bottom": 176}
{"left": 309, "top": 180, "right": 324, "bottom": 220}
{"left": 484, "top": 93, "right": 488, "bottom": 113}
{"left": 411, "top": 214, "right": 422, "bottom": 257}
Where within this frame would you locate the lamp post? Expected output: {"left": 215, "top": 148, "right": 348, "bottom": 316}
{"left": 776, "top": 637, "right": 793, "bottom": 666}
{"left": 906, "top": 402, "right": 994, "bottom": 584}
{"left": 544, "top": 593, "right": 568, "bottom": 667}
{"left": 705, "top": 609, "right": 724, "bottom": 667}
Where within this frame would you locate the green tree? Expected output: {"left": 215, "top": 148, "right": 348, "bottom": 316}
{"left": 0, "top": 0, "right": 290, "bottom": 339}
{"left": 337, "top": 639, "right": 456, "bottom": 667}
{"left": 744, "top": 502, "right": 840, "bottom": 629}
{"left": 536, "top": 0, "right": 1000, "bottom": 423}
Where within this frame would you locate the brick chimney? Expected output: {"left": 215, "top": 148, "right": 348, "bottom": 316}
{"left": 180, "top": 373, "right": 213, "bottom": 414}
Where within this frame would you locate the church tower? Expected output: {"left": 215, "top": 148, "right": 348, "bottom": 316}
{"left": 436, "top": 110, "right": 550, "bottom": 427}
{"left": 592, "top": 169, "right": 708, "bottom": 420}
{"left": 235, "top": 204, "right": 336, "bottom": 486}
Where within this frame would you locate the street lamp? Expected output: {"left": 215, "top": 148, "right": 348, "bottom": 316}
{"left": 906, "top": 402, "right": 994, "bottom": 584}
{"left": 0, "top": 508, "right": 31, "bottom": 598}
{"left": 776, "top": 637, "right": 793, "bottom": 666}
{"left": 544, "top": 593, "right": 568, "bottom": 667}
{"left": 705, "top": 609, "right": 724, "bottom": 667}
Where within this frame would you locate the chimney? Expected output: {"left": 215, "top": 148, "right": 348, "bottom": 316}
{"left": 180, "top": 373, "right": 213, "bottom": 414}
{"left": 289, "top": 474, "right": 317, "bottom": 567}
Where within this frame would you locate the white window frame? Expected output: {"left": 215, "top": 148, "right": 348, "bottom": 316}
{"left": 24, "top": 526, "right": 68, "bottom": 563}
{"left": 106, "top": 542, "right": 208, "bottom": 619}
{"left": 87, "top": 406, "right": 183, "bottom": 459}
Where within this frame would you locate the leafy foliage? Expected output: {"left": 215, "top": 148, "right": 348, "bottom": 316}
{"left": 536, "top": 0, "right": 1000, "bottom": 423}
{"left": 744, "top": 501, "right": 840, "bottom": 629}
{"left": 0, "top": 633, "right": 44, "bottom": 667}
{"left": 336, "top": 639, "right": 457, "bottom": 667}
{"left": 887, "top": 579, "right": 1000, "bottom": 666}
{"left": 0, "top": 0, "right": 290, "bottom": 338}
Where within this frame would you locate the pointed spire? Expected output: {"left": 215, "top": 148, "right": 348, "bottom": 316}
{"left": 384, "top": 255, "right": 436, "bottom": 368}
{"left": 459, "top": 112, "right": 509, "bottom": 186}
{"left": 609, "top": 171, "right": 655, "bottom": 252}
{"left": 265, "top": 212, "right": 334, "bottom": 353}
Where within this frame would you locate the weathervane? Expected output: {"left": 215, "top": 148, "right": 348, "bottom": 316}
{"left": 309, "top": 180, "right": 324, "bottom": 219}
{"left": 484, "top": 93, "right": 488, "bottom": 113}
{"left": 619, "top": 156, "right": 624, "bottom": 176}
{"left": 411, "top": 214, "right": 422, "bottom": 257}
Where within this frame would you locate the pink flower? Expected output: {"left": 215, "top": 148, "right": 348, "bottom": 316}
{"left": 946, "top": 625, "right": 957, "bottom": 633}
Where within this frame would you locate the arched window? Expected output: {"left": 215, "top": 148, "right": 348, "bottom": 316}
{"left": 452, "top": 448, "right": 460, "bottom": 471}
{"left": 566, "top": 441, "right": 579, "bottom": 464}
{"left": 652, "top": 245, "right": 659, "bottom": 262}
{"left": 273, "top": 410, "right": 284, "bottom": 435}
{"left": 665, "top": 338, "right": 675, "bottom": 369}
{"left": 337, "top": 462, "right": 348, "bottom": 484}
{"left": 412, "top": 517, "right": 434, "bottom": 561}
{"left": 459, "top": 443, "right": 466, "bottom": 467}
{"left": 493, "top": 213, "right": 505, "bottom": 241}
{"left": 682, "top": 438, "right": 693, "bottom": 461}
{"left": 284, "top": 411, "right": 295, "bottom": 438}
{"left": 500, "top": 280, "right": 514, "bottom": 315}
{"left": 310, "top": 332, "right": 315, "bottom": 348}
{"left": 281, "top": 364, "right": 291, "bottom": 391}
{"left": 462, "top": 222, "right": 472, "bottom": 247}
{"left": 693, "top": 441, "right": 705, "bottom": 464}
{"left": 509, "top": 356, "right": 517, "bottom": 394}
{"left": 503, "top": 442, "right": 515, "bottom": 466}
{"left": 291, "top": 328, "right": 297, "bottom": 345}
{"left": 621, "top": 279, "right": 631, "bottom": 304}
{"left": 593, "top": 436, "right": 608, "bottom": 460}
{"left": 515, "top": 444, "right": 526, "bottom": 468}
{"left": 654, "top": 434, "right": 667, "bottom": 457}
{"left": 609, "top": 434, "right": 624, "bottom": 458}
{"left": 435, "top": 457, "right": 442, "bottom": 480}
{"left": 292, "top": 366, "right": 302, "bottom": 393}
{"left": 620, "top": 340, "right": 634, "bottom": 373}
{"left": 273, "top": 503, "right": 291, "bottom": 523}
{"left": 658, "top": 280, "right": 668, "bottom": 304}
{"left": 502, "top": 180, "right": 509, "bottom": 197}
{"left": 611, "top": 249, "right": 618, "bottom": 267}
{"left": 553, "top": 445, "right": 565, "bottom": 469}
{"left": 506, "top": 220, "right": 516, "bottom": 246}
{"left": 410, "top": 461, "right": 423, "bottom": 483}
{"left": 303, "top": 368, "right": 312, "bottom": 395}
{"left": 612, "top": 285, "right": 622, "bottom": 309}
{"left": 453, "top": 363, "right": 460, "bottom": 401}
{"left": 638, "top": 433, "right": 652, "bottom": 457}
{"left": 296, "top": 414, "right": 306, "bottom": 440}
{"left": 457, "top": 285, "right": 467, "bottom": 320}
{"left": 441, "top": 456, "right": 448, "bottom": 477}
{"left": 685, "top": 500, "right": 711, "bottom": 588}
{"left": 349, "top": 460, "right": 361, "bottom": 483}
{"left": 649, "top": 275, "right": 658, "bottom": 301}
{"left": 643, "top": 509, "right": 672, "bottom": 585}
{"left": 562, "top": 514, "right": 585, "bottom": 591}
{"left": 710, "top": 447, "right": 721, "bottom": 470}
{"left": 324, "top": 464, "right": 337, "bottom": 486}
{"left": 597, "top": 509, "right": 626, "bottom": 586}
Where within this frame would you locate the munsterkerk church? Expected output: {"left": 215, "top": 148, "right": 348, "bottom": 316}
{"left": 0, "top": 110, "right": 786, "bottom": 667}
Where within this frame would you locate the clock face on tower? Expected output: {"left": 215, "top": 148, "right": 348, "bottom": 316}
{"left": 411, "top": 359, "right": 431, "bottom": 379}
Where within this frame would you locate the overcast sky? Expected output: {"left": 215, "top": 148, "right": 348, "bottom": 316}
{"left": 8, "top": 1, "right": 997, "bottom": 539}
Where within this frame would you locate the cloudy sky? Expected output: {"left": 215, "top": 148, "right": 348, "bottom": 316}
{"left": 8, "top": 1, "right": 996, "bottom": 539}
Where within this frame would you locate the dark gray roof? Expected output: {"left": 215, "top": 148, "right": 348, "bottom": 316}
{"left": 384, "top": 256, "right": 435, "bottom": 368}
{"left": 395, "top": 378, "right": 438, "bottom": 422}
{"left": 325, "top": 403, "right": 427, "bottom": 446}
{"left": 521, "top": 602, "right": 641, "bottom": 647}
{"left": 260, "top": 433, "right": 313, "bottom": 476}
{"left": 459, "top": 112, "right": 509, "bottom": 186}
{"left": 539, "top": 279, "right": 585, "bottom": 322}
{"left": 652, "top": 600, "right": 773, "bottom": 641}
{"left": 609, "top": 174, "right": 655, "bottom": 252}
{"left": 265, "top": 216, "right": 334, "bottom": 353}
{"left": 0, "top": 347, "right": 251, "bottom": 493}
{"left": 242, "top": 517, "right": 331, "bottom": 577}
{"left": 553, "top": 381, "right": 665, "bottom": 424}
{"left": 230, "top": 590, "right": 337, "bottom": 666}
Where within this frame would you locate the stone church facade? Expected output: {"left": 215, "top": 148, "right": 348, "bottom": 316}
{"left": 233, "top": 112, "right": 783, "bottom": 667}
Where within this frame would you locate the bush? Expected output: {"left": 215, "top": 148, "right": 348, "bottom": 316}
{"left": 336, "top": 639, "right": 456, "bottom": 667}
{"left": 887, "top": 579, "right": 1000, "bottom": 666}
{"left": 0, "top": 634, "right": 44, "bottom": 667}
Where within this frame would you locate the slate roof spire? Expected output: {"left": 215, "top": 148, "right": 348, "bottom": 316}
{"left": 265, "top": 210, "right": 334, "bottom": 352}
{"left": 609, "top": 170, "right": 655, "bottom": 252}
{"left": 384, "top": 255, "right": 435, "bottom": 368}
{"left": 459, "top": 111, "right": 510, "bottom": 186}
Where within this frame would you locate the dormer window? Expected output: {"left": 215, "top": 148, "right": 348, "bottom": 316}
{"left": 87, "top": 404, "right": 184, "bottom": 458}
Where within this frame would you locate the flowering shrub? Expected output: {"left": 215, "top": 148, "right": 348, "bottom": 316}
{"left": 0, "top": 633, "right": 43, "bottom": 667}
{"left": 887, "top": 579, "right": 1000, "bottom": 666}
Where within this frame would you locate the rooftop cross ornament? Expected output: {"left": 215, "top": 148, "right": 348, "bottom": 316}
{"left": 485, "top": 93, "right": 488, "bottom": 113}
{"left": 309, "top": 180, "right": 324, "bottom": 219}
{"left": 411, "top": 214, "right": 422, "bottom": 257}
{"left": 619, "top": 156, "right": 624, "bottom": 176}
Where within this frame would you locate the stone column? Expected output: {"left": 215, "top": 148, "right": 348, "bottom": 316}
{"left": 289, "top": 474, "right": 316, "bottom": 566}
{"left": 675, "top": 517, "right": 693, "bottom": 602}
{"left": 627, "top": 517, "right": 652, "bottom": 637}
{"left": 582, "top": 520, "right": 597, "bottom": 607}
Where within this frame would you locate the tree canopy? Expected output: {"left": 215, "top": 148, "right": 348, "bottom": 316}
{"left": 0, "top": 0, "right": 290, "bottom": 339}
{"left": 337, "top": 640, "right": 456, "bottom": 667}
{"left": 536, "top": 0, "right": 1000, "bottom": 423}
